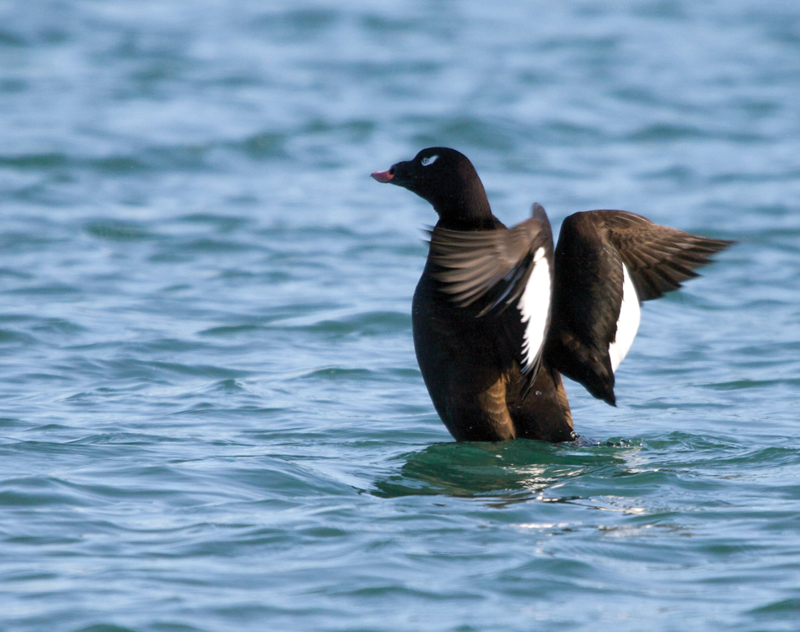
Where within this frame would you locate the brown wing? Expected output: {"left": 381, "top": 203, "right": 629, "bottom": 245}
{"left": 588, "top": 210, "right": 735, "bottom": 301}
{"left": 428, "top": 203, "right": 555, "bottom": 394}
{"left": 545, "top": 210, "right": 734, "bottom": 405}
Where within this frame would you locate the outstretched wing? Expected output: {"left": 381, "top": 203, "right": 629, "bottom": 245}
{"left": 588, "top": 210, "right": 735, "bottom": 301}
{"left": 428, "top": 203, "right": 555, "bottom": 395}
{"left": 545, "top": 210, "right": 734, "bottom": 406}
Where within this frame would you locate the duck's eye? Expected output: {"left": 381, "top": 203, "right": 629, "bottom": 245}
{"left": 421, "top": 154, "right": 439, "bottom": 167}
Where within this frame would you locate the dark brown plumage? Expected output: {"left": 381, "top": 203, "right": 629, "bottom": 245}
{"left": 546, "top": 211, "right": 734, "bottom": 406}
{"left": 372, "top": 147, "right": 734, "bottom": 442}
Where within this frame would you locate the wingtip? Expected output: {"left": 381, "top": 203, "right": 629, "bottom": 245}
{"left": 704, "top": 237, "right": 737, "bottom": 253}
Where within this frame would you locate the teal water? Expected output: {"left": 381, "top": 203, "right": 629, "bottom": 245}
{"left": 1, "top": 1, "right": 799, "bottom": 630}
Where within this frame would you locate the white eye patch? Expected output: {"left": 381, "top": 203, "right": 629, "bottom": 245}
{"left": 421, "top": 154, "right": 439, "bottom": 166}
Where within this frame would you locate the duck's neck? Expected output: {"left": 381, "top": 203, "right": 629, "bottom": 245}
{"left": 433, "top": 180, "right": 498, "bottom": 231}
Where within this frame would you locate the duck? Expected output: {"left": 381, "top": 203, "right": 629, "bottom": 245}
{"left": 372, "top": 147, "right": 733, "bottom": 442}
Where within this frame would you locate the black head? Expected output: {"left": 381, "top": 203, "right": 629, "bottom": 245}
{"left": 372, "top": 147, "right": 495, "bottom": 229}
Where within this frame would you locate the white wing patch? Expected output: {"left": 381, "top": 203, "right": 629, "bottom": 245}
{"left": 609, "top": 262, "right": 641, "bottom": 372}
{"left": 518, "top": 247, "right": 550, "bottom": 372}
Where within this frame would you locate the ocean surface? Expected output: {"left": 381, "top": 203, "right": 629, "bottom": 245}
{"left": 1, "top": 1, "right": 799, "bottom": 630}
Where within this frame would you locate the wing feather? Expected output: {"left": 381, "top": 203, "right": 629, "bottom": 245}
{"left": 428, "top": 204, "right": 555, "bottom": 395}
{"left": 545, "top": 210, "right": 734, "bottom": 405}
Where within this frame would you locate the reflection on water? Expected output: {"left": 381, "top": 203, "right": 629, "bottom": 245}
{"left": 373, "top": 438, "right": 641, "bottom": 501}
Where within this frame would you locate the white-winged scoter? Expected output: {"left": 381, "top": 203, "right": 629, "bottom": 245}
{"left": 372, "top": 147, "right": 733, "bottom": 442}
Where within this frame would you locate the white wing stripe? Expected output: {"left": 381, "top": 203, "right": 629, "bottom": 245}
{"left": 518, "top": 247, "right": 550, "bottom": 372}
{"left": 609, "top": 262, "right": 641, "bottom": 372}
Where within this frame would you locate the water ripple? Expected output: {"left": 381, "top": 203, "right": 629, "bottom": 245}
{"left": 0, "top": 1, "right": 798, "bottom": 631}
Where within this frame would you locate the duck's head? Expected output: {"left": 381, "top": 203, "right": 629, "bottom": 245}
{"left": 372, "top": 147, "right": 493, "bottom": 229}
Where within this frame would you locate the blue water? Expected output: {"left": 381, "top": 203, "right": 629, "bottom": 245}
{"left": 1, "top": 1, "right": 799, "bottom": 630}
